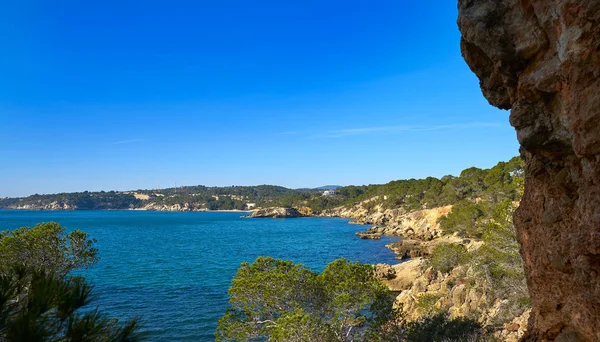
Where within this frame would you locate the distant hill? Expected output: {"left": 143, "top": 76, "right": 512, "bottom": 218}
{"left": 0, "top": 185, "right": 321, "bottom": 211}
{"left": 0, "top": 158, "right": 523, "bottom": 213}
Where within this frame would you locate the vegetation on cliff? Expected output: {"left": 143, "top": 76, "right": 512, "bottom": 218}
{"left": 216, "top": 257, "right": 482, "bottom": 342}
{"left": 0, "top": 191, "right": 142, "bottom": 210}
{"left": 266, "top": 157, "right": 523, "bottom": 213}
{"left": 415, "top": 193, "right": 528, "bottom": 332}
{"left": 0, "top": 223, "right": 142, "bottom": 341}
{"left": 217, "top": 157, "right": 528, "bottom": 339}
{"left": 0, "top": 158, "right": 522, "bottom": 213}
{"left": 0, "top": 185, "right": 316, "bottom": 211}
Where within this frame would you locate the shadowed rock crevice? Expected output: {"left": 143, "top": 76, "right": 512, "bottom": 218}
{"left": 458, "top": 1, "right": 600, "bottom": 341}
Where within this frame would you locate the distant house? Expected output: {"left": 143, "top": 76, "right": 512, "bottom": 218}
{"left": 246, "top": 203, "right": 256, "bottom": 209}
{"left": 322, "top": 190, "right": 336, "bottom": 196}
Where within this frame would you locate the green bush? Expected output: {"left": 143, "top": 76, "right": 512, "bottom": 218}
{"left": 216, "top": 257, "right": 395, "bottom": 342}
{"left": 404, "top": 312, "right": 481, "bottom": 342}
{"left": 439, "top": 201, "right": 486, "bottom": 237}
{"left": 429, "top": 243, "right": 468, "bottom": 274}
{"left": 0, "top": 223, "right": 142, "bottom": 341}
{"left": 416, "top": 293, "right": 442, "bottom": 315}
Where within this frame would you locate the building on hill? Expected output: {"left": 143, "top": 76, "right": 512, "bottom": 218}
{"left": 322, "top": 190, "right": 336, "bottom": 196}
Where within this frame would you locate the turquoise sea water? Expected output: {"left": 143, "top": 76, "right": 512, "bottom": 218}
{"left": 0, "top": 210, "right": 399, "bottom": 341}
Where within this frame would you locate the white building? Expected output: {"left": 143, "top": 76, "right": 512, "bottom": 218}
{"left": 322, "top": 190, "right": 336, "bottom": 196}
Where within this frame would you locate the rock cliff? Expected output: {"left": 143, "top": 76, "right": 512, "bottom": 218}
{"left": 375, "top": 256, "right": 528, "bottom": 339}
{"left": 244, "top": 207, "right": 304, "bottom": 218}
{"left": 458, "top": 1, "right": 600, "bottom": 340}
{"left": 8, "top": 201, "right": 74, "bottom": 210}
{"left": 322, "top": 202, "right": 452, "bottom": 241}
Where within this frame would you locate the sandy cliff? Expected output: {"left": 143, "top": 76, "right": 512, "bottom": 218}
{"left": 458, "top": 1, "right": 600, "bottom": 340}
{"left": 322, "top": 202, "right": 452, "bottom": 241}
{"left": 244, "top": 207, "right": 304, "bottom": 218}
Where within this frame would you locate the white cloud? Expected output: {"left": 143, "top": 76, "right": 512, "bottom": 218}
{"left": 275, "top": 131, "right": 300, "bottom": 136}
{"left": 312, "top": 122, "right": 501, "bottom": 138}
{"left": 112, "top": 138, "right": 145, "bottom": 145}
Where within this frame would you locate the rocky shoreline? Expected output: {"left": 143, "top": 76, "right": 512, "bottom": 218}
{"left": 4, "top": 201, "right": 527, "bottom": 340}
{"left": 242, "top": 207, "right": 304, "bottom": 218}
{"left": 312, "top": 200, "right": 526, "bottom": 341}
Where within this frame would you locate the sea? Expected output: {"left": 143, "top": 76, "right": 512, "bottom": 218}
{"left": 0, "top": 210, "right": 399, "bottom": 341}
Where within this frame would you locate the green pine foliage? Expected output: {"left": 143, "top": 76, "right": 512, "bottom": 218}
{"left": 428, "top": 243, "right": 468, "bottom": 274}
{"left": 403, "top": 313, "right": 481, "bottom": 342}
{"left": 288, "top": 157, "right": 524, "bottom": 213}
{"left": 468, "top": 200, "right": 529, "bottom": 324}
{"left": 216, "top": 257, "right": 395, "bottom": 342}
{"left": 0, "top": 223, "right": 143, "bottom": 341}
{"left": 216, "top": 257, "right": 487, "bottom": 341}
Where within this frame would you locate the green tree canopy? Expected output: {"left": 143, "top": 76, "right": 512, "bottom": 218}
{"left": 0, "top": 222, "right": 98, "bottom": 277}
{"left": 216, "top": 257, "right": 395, "bottom": 342}
{"left": 0, "top": 222, "right": 143, "bottom": 341}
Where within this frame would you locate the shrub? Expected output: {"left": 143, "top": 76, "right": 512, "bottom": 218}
{"left": 404, "top": 312, "right": 481, "bottom": 342}
{"left": 416, "top": 293, "right": 442, "bottom": 315}
{"left": 439, "top": 201, "right": 486, "bottom": 237}
{"left": 429, "top": 243, "right": 468, "bottom": 274}
{"left": 216, "top": 257, "right": 395, "bottom": 342}
{"left": 0, "top": 223, "right": 142, "bottom": 341}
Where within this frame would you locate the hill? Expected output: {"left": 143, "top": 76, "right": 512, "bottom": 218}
{"left": 0, "top": 157, "right": 523, "bottom": 213}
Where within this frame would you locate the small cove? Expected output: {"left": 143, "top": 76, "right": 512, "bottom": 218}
{"left": 0, "top": 210, "right": 399, "bottom": 341}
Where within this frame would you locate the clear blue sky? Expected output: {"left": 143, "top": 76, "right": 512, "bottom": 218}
{"left": 0, "top": 1, "right": 519, "bottom": 197}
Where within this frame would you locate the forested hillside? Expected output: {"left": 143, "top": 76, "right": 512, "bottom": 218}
{"left": 0, "top": 157, "right": 523, "bottom": 213}
{"left": 0, "top": 186, "right": 318, "bottom": 211}
{"left": 275, "top": 156, "right": 523, "bottom": 213}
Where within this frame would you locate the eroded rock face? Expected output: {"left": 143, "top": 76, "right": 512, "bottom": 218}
{"left": 458, "top": 1, "right": 600, "bottom": 340}
{"left": 244, "top": 207, "right": 304, "bottom": 218}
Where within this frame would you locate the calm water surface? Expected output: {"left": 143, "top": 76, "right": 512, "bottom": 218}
{"left": 0, "top": 210, "right": 399, "bottom": 341}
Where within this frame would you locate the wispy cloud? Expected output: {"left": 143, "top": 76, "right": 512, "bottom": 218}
{"left": 275, "top": 131, "right": 300, "bottom": 136}
{"left": 312, "top": 122, "right": 501, "bottom": 138}
{"left": 112, "top": 138, "right": 145, "bottom": 145}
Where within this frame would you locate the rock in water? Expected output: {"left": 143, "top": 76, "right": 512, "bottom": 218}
{"left": 458, "top": 1, "right": 600, "bottom": 340}
{"left": 244, "top": 207, "right": 304, "bottom": 218}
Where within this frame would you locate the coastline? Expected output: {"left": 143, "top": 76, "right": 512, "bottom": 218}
{"left": 0, "top": 206, "right": 403, "bottom": 261}
{"left": 0, "top": 207, "right": 252, "bottom": 213}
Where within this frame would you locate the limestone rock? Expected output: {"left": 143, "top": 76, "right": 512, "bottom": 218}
{"left": 380, "top": 258, "right": 426, "bottom": 292}
{"left": 356, "top": 231, "right": 382, "bottom": 240}
{"left": 386, "top": 239, "right": 428, "bottom": 259}
{"left": 244, "top": 207, "right": 304, "bottom": 218}
{"left": 496, "top": 310, "right": 532, "bottom": 342}
{"left": 458, "top": 1, "right": 600, "bottom": 340}
{"left": 374, "top": 263, "right": 397, "bottom": 280}
{"left": 324, "top": 204, "right": 452, "bottom": 241}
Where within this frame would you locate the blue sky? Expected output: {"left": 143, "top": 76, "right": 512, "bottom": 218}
{"left": 0, "top": 1, "right": 518, "bottom": 197}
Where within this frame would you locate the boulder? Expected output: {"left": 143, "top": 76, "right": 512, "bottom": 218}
{"left": 356, "top": 232, "right": 382, "bottom": 240}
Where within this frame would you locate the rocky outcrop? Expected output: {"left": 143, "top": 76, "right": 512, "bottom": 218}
{"left": 385, "top": 259, "right": 528, "bottom": 340}
{"left": 458, "top": 1, "right": 600, "bottom": 340}
{"left": 374, "top": 263, "right": 397, "bottom": 280}
{"left": 323, "top": 204, "right": 452, "bottom": 241}
{"left": 143, "top": 202, "right": 199, "bottom": 212}
{"left": 496, "top": 310, "right": 532, "bottom": 342}
{"left": 386, "top": 239, "right": 429, "bottom": 260}
{"left": 356, "top": 231, "right": 382, "bottom": 240}
{"left": 244, "top": 207, "right": 304, "bottom": 218}
{"left": 9, "top": 201, "right": 74, "bottom": 210}
{"left": 377, "top": 258, "right": 427, "bottom": 292}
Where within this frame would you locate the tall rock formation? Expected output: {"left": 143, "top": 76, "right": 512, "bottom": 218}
{"left": 458, "top": 1, "right": 600, "bottom": 341}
